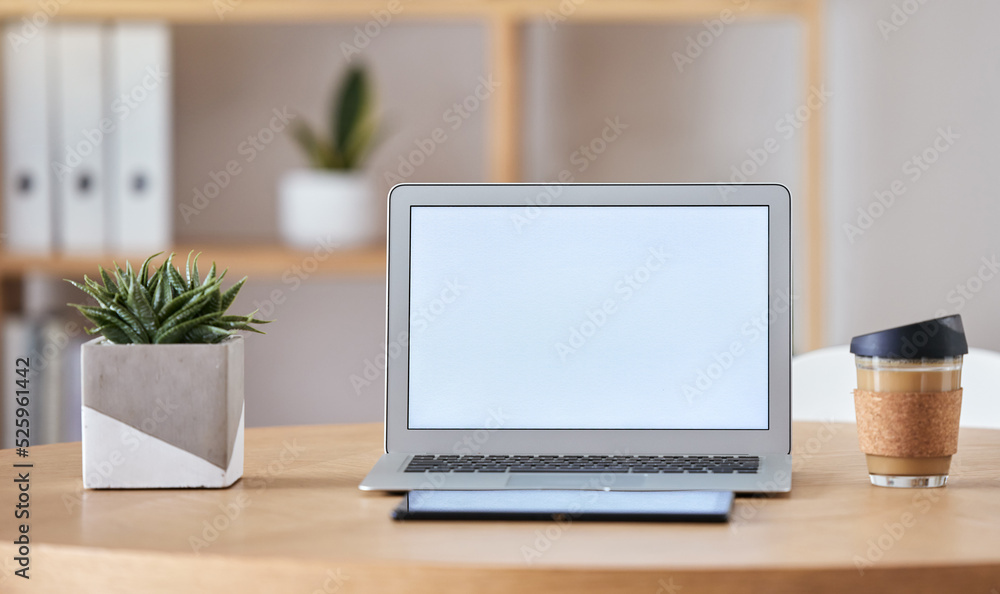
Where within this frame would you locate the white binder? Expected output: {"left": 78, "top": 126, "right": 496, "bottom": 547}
{"left": 1, "top": 317, "right": 29, "bottom": 449}
{"left": 53, "top": 23, "right": 106, "bottom": 253}
{"left": 2, "top": 25, "right": 54, "bottom": 253}
{"left": 108, "top": 22, "right": 172, "bottom": 252}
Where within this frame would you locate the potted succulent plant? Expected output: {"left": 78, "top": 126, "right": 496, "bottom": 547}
{"left": 68, "top": 252, "right": 270, "bottom": 489}
{"left": 279, "top": 65, "right": 380, "bottom": 250}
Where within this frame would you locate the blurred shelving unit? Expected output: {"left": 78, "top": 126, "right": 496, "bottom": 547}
{"left": 0, "top": 0, "right": 825, "bottom": 347}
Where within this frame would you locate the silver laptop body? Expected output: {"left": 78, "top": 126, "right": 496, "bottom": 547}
{"left": 361, "top": 183, "right": 792, "bottom": 493}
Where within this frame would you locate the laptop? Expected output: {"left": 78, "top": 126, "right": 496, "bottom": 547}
{"left": 360, "top": 183, "right": 792, "bottom": 493}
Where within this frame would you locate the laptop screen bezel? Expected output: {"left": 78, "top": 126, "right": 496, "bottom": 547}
{"left": 384, "top": 183, "right": 792, "bottom": 455}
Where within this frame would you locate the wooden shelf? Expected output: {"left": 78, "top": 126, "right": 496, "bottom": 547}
{"left": 0, "top": 244, "right": 386, "bottom": 280}
{"left": 0, "top": 0, "right": 815, "bottom": 23}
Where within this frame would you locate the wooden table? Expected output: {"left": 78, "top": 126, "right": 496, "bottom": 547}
{"left": 2, "top": 422, "right": 998, "bottom": 593}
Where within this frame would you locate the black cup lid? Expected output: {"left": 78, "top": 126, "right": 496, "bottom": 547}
{"left": 849, "top": 314, "right": 968, "bottom": 359}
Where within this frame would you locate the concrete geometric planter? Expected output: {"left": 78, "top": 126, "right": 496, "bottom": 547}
{"left": 81, "top": 335, "right": 244, "bottom": 489}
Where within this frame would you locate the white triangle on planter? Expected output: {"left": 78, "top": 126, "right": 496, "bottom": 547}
{"left": 82, "top": 404, "right": 244, "bottom": 489}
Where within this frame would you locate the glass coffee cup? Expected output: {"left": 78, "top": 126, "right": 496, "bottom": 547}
{"left": 849, "top": 315, "right": 967, "bottom": 488}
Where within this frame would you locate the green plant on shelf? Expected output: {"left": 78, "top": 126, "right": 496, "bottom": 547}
{"left": 291, "top": 64, "right": 380, "bottom": 170}
{"left": 66, "top": 252, "right": 271, "bottom": 344}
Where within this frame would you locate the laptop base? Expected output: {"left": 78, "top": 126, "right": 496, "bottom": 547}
{"left": 360, "top": 453, "right": 792, "bottom": 493}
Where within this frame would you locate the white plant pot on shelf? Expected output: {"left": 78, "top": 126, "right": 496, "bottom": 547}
{"left": 278, "top": 169, "right": 376, "bottom": 250}
{"left": 81, "top": 335, "right": 244, "bottom": 489}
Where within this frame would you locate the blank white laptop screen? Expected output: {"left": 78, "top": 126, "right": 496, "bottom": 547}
{"left": 407, "top": 205, "right": 770, "bottom": 430}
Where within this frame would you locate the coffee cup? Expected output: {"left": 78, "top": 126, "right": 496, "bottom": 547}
{"left": 849, "top": 315, "right": 967, "bottom": 488}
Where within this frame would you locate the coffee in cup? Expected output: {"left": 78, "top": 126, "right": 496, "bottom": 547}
{"left": 849, "top": 315, "right": 967, "bottom": 488}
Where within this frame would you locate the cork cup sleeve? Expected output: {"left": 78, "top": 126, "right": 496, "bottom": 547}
{"left": 853, "top": 389, "right": 962, "bottom": 458}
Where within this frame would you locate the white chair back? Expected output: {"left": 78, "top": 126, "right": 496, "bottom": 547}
{"left": 792, "top": 346, "right": 1000, "bottom": 429}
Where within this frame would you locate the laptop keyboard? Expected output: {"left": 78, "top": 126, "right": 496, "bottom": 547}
{"left": 404, "top": 454, "right": 760, "bottom": 474}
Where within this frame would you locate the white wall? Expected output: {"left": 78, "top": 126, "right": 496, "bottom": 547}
{"left": 520, "top": 20, "right": 805, "bottom": 347}
{"left": 171, "top": 1, "right": 1000, "bottom": 426}
{"left": 825, "top": 0, "right": 1000, "bottom": 348}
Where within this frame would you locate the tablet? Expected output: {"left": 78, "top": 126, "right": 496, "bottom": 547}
{"left": 392, "top": 489, "right": 733, "bottom": 522}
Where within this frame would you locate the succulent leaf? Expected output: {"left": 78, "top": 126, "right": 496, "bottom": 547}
{"left": 73, "top": 304, "right": 145, "bottom": 344}
{"left": 139, "top": 252, "right": 161, "bottom": 287}
{"left": 158, "top": 286, "right": 217, "bottom": 331}
{"left": 160, "top": 283, "right": 211, "bottom": 321}
{"left": 67, "top": 280, "right": 112, "bottom": 309}
{"left": 113, "top": 263, "right": 126, "bottom": 288}
{"left": 84, "top": 276, "right": 113, "bottom": 301}
{"left": 204, "top": 286, "right": 221, "bottom": 313}
{"left": 293, "top": 123, "right": 340, "bottom": 169}
{"left": 291, "top": 65, "right": 378, "bottom": 171}
{"left": 219, "top": 277, "right": 246, "bottom": 313}
{"left": 167, "top": 262, "right": 186, "bottom": 295}
{"left": 213, "top": 321, "right": 266, "bottom": 334}
{"left": 153, "top": 269, "right": 170, "bottom": 311}
{"left": 183, "top": 325, "right": 232, "bottom": 344}
{"left": 96, "top": 324, "right": 132, "bottom": 343}
{"left": 127, "top": 277, "right": 159, "bottom": 334}
{"left": 203, "top": 262, "right": 217, "bottom": 286}
{"left": 106, "top": 300, "right": 151, "bottom": 343}
{"left": 334, "top": 67, "right": 367, "bottom": 156}
{"left": 99, "top": 266, "right": 117, "bottom": 294}
{"left": 189, "top": 253, "right": 202, "bottom": 290}
{"left": 154, "top": 311, "right": 221, "bottom": 344}
{"left": 342, "top": 111, "right": 377, "bottom": 170}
